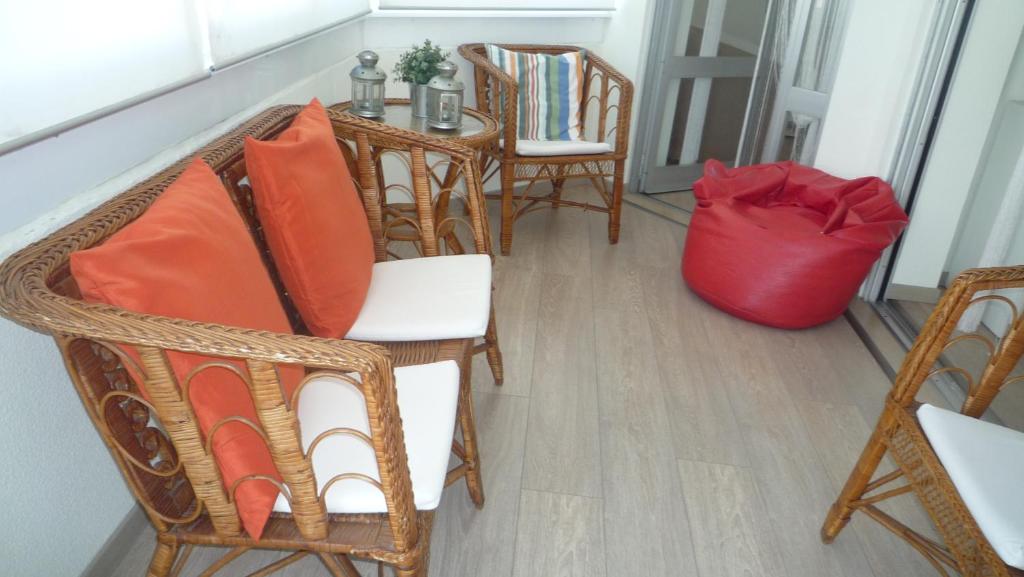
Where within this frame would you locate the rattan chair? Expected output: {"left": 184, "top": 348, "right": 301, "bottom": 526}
{"left": 0, "top": 106, "right": 497, "bottom": 576}
{"left": 823, "top": 266, "right": 1024, "bottom": 576}
{"left": 458, "top": 43, "right": 633, "bottom": 255}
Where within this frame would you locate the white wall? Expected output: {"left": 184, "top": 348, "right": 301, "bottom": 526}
{"left": 944, "top": 31, "right": 1024, "bottom": 334}
{"left": 947, "top": 101, "right": 1024, "bottom": 334}
{"left": 0, "top": 330, "right": 136, "bottom": 576}
{"left": 946, "top": 102, "right": 1024, "bottom": 282}
{"left": 813, "top": 0, "right": 935, "bottom": 180}
{"left": 890, "top": 0, "right": 1024, "bottom": 290}
{"left": 0, "top": 5, "right": 654, "bottom": 575}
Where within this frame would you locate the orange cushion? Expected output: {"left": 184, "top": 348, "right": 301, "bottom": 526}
{"left": 244, "top": 98, "right": 375, "bottom": 338}
{"left": 70, "top": 157, "right": 303, "bottom": 540}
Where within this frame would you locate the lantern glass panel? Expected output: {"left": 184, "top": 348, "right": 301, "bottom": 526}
{"left": 350, "top": 50, "right": 386, "bottom": 118}
{"left": 439, "top": 93, "right": 461, "bottom": 122}
{"left": 353, "top": 83, "right": 367, "bottom": 108}
{"left": 426, "top": 60, "right": 465, "bottom": 129}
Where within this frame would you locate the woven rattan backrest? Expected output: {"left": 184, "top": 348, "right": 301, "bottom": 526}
{"left": 460, "top": 43, "right": 593, "bottom": 123}
{"left": 325, "top": 109, "right": 493, "bottom": 260}
{"left": 893, "top": 266, "right": 1024, "bottom": 416}
{"left": 460, "top": 43, "right": 631, "bottom": 153}
{"left": 461, "top": 43, "right": 592, "bottom": 104}
{"left": 0, "top": 106, "right": 420, "bottom": 551}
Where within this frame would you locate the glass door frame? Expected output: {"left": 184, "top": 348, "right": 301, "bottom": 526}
{"left": 851, "top": 0, "right": 978, "bottom": 412}
{"left": 861, "top": 0, "right": 976, "bottom": 303}
{"left": 632, "top": 0, "right": 768, "bottom": 194}
{"left": 740, "top": 0, "right": 850, "bottom": 166}
{"left": 632, "top": 0, "right": 852, "bottom": 194}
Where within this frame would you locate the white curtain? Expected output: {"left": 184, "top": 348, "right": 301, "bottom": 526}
{"left": 204, "top": 0, "right": 370, "bottom": 67}
{"left": 0, "top": 0, "right": 207, "bottom": 147}
{"left": 0, "top": 0, "right": 373, "bottom": 149}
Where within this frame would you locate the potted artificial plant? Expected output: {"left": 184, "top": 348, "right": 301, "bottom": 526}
{"left": 393, "top": 40, "right": 449, "bottom": 118}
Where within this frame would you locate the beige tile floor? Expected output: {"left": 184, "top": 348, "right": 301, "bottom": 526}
{"left": 110, "top": 188, "right": 944, "bottom": 577}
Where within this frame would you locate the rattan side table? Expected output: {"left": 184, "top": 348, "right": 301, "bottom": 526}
{"left": 330, "top": 99, "right": 498, "bottom": 255}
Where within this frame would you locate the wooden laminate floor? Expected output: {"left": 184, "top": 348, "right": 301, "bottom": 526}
{"left": 647, "top": 190, "right": 697, "bottom": 214}
{"left": 110, "top": 190, "right": 943, "bottom": 577}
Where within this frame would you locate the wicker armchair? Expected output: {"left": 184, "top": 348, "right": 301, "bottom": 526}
{"left": 0, "top": 106, "right": 497, "bottom": 576}
{"left": 458, "top": 43, "right": 634, "bottom": 255}
{"left": 823, "top": 266, "right": 1024, "bottom": 576}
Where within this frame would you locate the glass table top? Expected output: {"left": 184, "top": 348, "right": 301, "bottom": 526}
{"left": 332, "top": 100, "right": 497, "bottom": 145}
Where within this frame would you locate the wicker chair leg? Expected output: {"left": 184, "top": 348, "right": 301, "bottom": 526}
{"left": 608, "top": 160, "right": 625, "bottom": 244}
{"left": 485, "top": 301, "right": 504, "bottom": 385}
{"left": 500, "top": 167, "right": 515, "bottom": 256}
{"left": 459, "top": 347, "right": 486, "bottom": 508}
{"left": 392, "top": 513, "right": 432, "bottom": 576}
{"left": 146, "top": 540, "right": 180, "bottom": 577}
{"left": 822, "top": 426, "right": 890, "bottom": 543}
{"left": 550, "top": 178, "right": 565, "bottom": 209}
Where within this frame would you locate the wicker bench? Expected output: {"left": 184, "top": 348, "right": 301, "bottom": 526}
{"left": 0, "top": 106, "right": 499, "bottom": 576}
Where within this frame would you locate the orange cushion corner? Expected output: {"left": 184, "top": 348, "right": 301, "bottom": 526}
{"left": 244, "top": 98, "right": 375, "bottom": 338}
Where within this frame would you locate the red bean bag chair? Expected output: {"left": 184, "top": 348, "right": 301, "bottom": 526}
{"left": 682, "top": 160, "right": 908, "bottom": 329}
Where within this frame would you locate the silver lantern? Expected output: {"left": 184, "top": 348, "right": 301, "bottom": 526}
{"left": 350, "top": 50, "right": 386, "bottom": 118}
{"left": 426, "top": 61, "right": 464, "bottom": 130}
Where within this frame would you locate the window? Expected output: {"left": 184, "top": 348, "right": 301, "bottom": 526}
{"left": 1, "top": 1, "right": 207, "bottom": 148}
{"left": 377, "top": 0, "right": 615, "bottom": 10}
{"left": 0, "top": 0, "right": 371, "bottom": 151}
{"left": 205, "top": 0, "right": 371, "bottom": 67}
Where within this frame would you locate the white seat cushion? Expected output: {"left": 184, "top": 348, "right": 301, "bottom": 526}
{"left": 918, "top": 404, "right": 1024, "bottom": 569}
{"left": 501, "top": 139, "right": 613, "bottom": 157}
{"left": 346, "top": 254, "right": 491, "bottom": 341}
{"left": 272, "top": 360, "right": 459, "bottom": 514}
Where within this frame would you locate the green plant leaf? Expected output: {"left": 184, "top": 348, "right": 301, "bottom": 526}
{"left": 392, "top": 39, "right": 451, "bottom": 84}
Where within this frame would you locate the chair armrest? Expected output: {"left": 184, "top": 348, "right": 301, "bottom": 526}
{"left": 459, "top": 43, "right": 519, "bottom": 159}
{"left": 152, "top": 323, "right": 419, "bottom": 549}
{"left": 583, "top": 51, "right": 634, "bottom": 156}
{"left": 45, "top": 297, "right": 420, "bottom": 546}
{"left": 326, "top": 108, "right": 494, "bottom": 259}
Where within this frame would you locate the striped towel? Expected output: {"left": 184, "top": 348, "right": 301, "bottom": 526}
{"left": 486, "top": 45, "right": 585, "bottom": 142}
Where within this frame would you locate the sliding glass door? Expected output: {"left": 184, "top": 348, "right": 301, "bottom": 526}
{"left": 738, "top": 0, "right": 847, "bottom": 166}
{"left": 634, "top": 0, "right": 849, "bottom": 195}
{"left": 858, "top": 0, "right": 1024, "bottom": 429}
{"left": 640, "top": 0, "right": 767, "bottom": 194}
